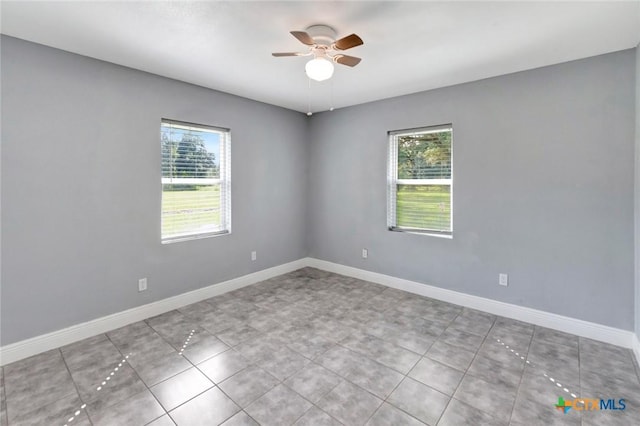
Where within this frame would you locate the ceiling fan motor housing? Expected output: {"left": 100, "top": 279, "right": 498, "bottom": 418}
{"left": 306, "top": 25, "right": 337, "bottom": 47}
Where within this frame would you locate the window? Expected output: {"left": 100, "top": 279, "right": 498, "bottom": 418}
{"left": 161, "top": 119, "right": 231, "bottom": 243}
{"left": 387, "top": 125, "right": 452, "bottom": 236}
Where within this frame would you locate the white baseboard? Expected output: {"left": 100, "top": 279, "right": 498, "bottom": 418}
{"left": 2, "top": 256, "right": 638, "bottom": 368}
{"left": 306, "top": 258, "right": 637, "bottom": 351}
{"left": 0, "top": 258, "right": 307, "bottom": 366}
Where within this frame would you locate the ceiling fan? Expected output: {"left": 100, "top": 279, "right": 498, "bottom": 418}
{"left": 272, "top": 25, "right": 363, "bottom": 81}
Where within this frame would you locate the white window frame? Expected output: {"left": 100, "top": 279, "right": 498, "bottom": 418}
{"left": 387, "top": 124, "right": 453, "bottom": 237}
{"left": 161, "top": 119, "right": 231, "bottom": 243}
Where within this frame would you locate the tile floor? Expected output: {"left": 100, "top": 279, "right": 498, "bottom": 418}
{"left": 2, "top": 267, "right": 640, "bottom": 426}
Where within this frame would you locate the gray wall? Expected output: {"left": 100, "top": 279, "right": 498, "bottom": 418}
{"left": 0, "top": 36, "right": 308, "bottom": 345}
{"left": 308, "top": 50, "right": 636, "bottom": 330}
{"left": 1, "top": 35, "right": 637, "bottom": 345}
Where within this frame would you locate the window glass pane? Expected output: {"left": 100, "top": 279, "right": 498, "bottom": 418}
{"left": 397, "top": 130, "right": 451, "bottom": 179}
{"left": 161, "top": 123, "right": 221, "bottom": 179}
{"left": 396, "top": 184, "right": 451, "bottom": 232}
{"left": 162, "top": 183, "right": 222, "bottom": 238}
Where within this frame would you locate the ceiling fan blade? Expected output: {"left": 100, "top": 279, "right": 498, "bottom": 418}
{"left": 272, "top": 52, "right": 304, "bottom": 57}
{"left": 335, "top": 55, "right": 362, "bottom": 67}
{"left": 333, "top": 33, "right": 363, "bottom": 50}
{"left": 290, "top": 31, "right": 315, "bottom": 46}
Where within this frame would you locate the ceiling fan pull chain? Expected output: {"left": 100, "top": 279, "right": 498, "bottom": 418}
{"left": 307, "top": 77, "right": 313, "bottom": 116}
{"left": 330, "top": 80, "right": 335, "bottom": 112}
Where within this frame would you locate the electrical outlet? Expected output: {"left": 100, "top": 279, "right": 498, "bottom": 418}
{"left": 499, "top": 273, "right": 508, "bottom": 287}
{"left": 251, "top": 251, "right": 257, "bottom": 261}
{"left": 138, "top": 278, "right": 148, "bottom": 292}
{"left": 362, "top": 248, "right": 368, "bottom": 259}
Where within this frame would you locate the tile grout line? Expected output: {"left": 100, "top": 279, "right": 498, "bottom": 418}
{"left": 59, "top": 347, "right": 93, "bottom": 426}
{"left": 0, "top": 367, "right": 8, "bottom": 426}
{"left": 577, "top": 337, "right": 585, "bottom": 426}
{"left": 632, "top": 347, "right": 640, "bottom": 385}
{"left": 505, "top": 324, "right": 535, "bottom": 425}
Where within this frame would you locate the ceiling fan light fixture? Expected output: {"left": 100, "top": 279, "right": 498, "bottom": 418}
{"left": 305, "top": 57, "right": 334, "bottom": 81}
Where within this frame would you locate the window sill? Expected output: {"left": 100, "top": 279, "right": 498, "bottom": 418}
{"left": 162, "top": 230, "right": 230, "bottom": 244}
{"left": 388, "top": 227, "right": 453, "bottom": 239}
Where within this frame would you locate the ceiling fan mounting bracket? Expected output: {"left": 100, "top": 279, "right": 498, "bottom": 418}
{"left": 305, "top": 25, "right": 337, "bottom": 47}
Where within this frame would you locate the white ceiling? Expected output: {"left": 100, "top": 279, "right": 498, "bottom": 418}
{"left": 1, "top": 1, "right": 639, "bottom": 113}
